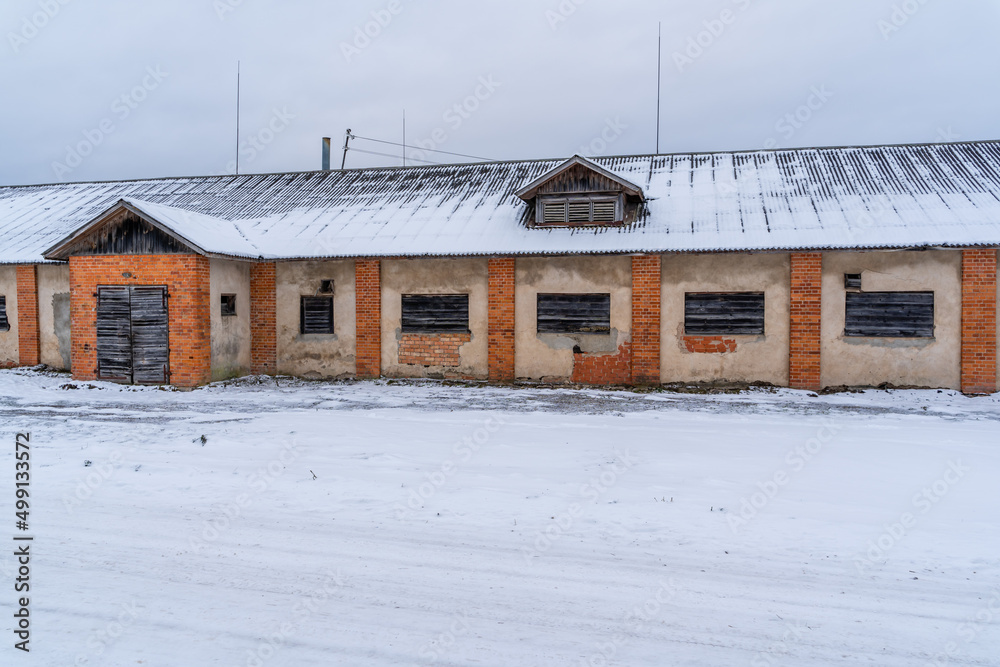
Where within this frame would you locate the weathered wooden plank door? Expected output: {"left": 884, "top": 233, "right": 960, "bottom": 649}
{"left": 130, "top": 286, "right": 170, "bottom": 385}
{"left": 95, "top": 286, "right": 170, "bottom": 385}
{"left": 96, "top": 287, "right": 133, "bottom": 383}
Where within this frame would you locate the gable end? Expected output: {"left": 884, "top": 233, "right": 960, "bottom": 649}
{"left": 55, "top": 208, "right": 197, "bottom": 259}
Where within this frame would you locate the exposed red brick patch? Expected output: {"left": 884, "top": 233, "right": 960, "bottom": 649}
{"left": 250, "top": 262, "right": 276, "bottom": 375}
{"left": 15, "top": 265, "right": 39, "bottom": 366}
{"left": 488, "top": 258, "right": 515, "bottom": 382}
{"left": 572, "top": 341, "right": 632, "bottom": 385}
{"left": 960, "top": 248, "right": 997, "bottom": 395}
{"left": 684, "top": 336, "right": 737, "bottom": 354}
{"left": 69, "top": 255, "right": 211, "bottom": 387}
{"left": 789, "top": 252, "right": 822, "bottom": 391}
{"left": 355, "top": 259, "right": 381, "bottom": 378}
{"left": 398, "top": 333, "right": 471, "bottom": 367}
{"left": 631, "top": 255, "right": 661, "bottom": 384}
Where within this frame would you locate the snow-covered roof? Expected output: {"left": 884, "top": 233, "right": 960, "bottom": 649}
{"left": 1, "top": 140, "right": 1000, "bottom": 264}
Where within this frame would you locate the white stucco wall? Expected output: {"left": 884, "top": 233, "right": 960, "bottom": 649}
{"left": 821, "top": 250, "right": 962, "bottom": 389}
{"left": 37, "top": 264, "right": 71, "bottom": 370}
{"left": 276, "top": 260, "right": 356, "bottom": 379}
{"left": 660, "top": 253, "right": 790, "bottom": 385}
{"left": 0, "top": 266, "right": 18, "bottom": 366}
{"left": 381, "top": 258, "right": 488, "bottom": 379}
{"left": 209, "top": 259, "right": 252, "bottom": 381}
{"left": 514, "top": 256, "right": 631, "bottom": 381}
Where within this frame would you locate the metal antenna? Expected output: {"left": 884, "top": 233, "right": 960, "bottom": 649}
{"left": 656, "top": 23, "right": 662, "bottom": 155}
{"left": 402, "top": 109, "right": 406, "bottom": 167}
{"left": 341, "top": 129, "right": 353, "bottom": 170}
{"left": 236, "top": 61, "right": 241, "bottom": 174}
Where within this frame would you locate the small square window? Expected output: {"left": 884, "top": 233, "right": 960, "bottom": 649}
{"left": 0, "top": 295, "right": 9, "bottom": 331}
{"left": 319, "top": 280, "right": 335, "bottom": 294}
{"left": 301, "top": 296, "right": 334, "bottom": 334}
{"left": 221, "top": 294, "right": 237, "bottom": 317}
{"left": 845, "top": 274, "right": 862, "bottom": 290}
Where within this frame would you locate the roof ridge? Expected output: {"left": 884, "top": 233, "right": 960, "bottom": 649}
{"left": 3, "top": 139, "right": 999, "bottom": 190}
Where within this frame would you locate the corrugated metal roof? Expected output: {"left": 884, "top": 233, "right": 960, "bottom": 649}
{"left": 2, "top": 140, "right": 1000, "bottom": 264}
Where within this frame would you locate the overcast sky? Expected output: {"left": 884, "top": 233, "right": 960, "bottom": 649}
{"left": 1, "top": 0, "right": 998, "bottom": 186}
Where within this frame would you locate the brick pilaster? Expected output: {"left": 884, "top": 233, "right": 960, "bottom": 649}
{"left": 250, "top": 262, "right": 277, "bottom": 375}
{"left": 355, "top": 258, "right": 381, "bottom": 378}
{"left": 961, "top": 248, "right": 997, "bottom": 395}
{"left": 789, "top": 252, "right": 822, "bottom": 391}
{"left": 488, "top": 258, "right": 516, "bottom": 382}
{"left": 631, "top": 255, "right": 661, "bottom": 384}
{"left": 16, "top": 265, "right": 40, "bottom": 366}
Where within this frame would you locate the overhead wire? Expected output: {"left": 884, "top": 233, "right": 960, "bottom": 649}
{"left": 349, "top": 133, "right": 495, "bottom": 162}
{"left": 346, "top": 147, "right": 444, "bottom": 166}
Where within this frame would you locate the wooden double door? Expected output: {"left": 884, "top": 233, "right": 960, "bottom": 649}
{"left": 96, "top": 285, "right": 170, "bottom": 385}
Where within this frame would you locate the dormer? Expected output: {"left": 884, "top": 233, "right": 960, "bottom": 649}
{"left": 515, "top": 155, "right": 645, "bottom": 228}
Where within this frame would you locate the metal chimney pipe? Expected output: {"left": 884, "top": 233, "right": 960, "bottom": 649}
{"left": 322, "top": 137, "right": 331, "bottom": 170}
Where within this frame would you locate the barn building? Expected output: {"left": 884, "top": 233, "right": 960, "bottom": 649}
{"left": 0, "top": 141, "right": 998, "bottom": 393}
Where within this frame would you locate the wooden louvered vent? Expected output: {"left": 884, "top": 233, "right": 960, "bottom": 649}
{"left": 536, "top": 195, "right": 621, "bottom": 226}
{"left": 592, "top": 200, "right": 617, "bottom": 222}
{"left": 568, "top": 202, "right": 591, "bottom": 223}
{"left": 543, "top": 201, "right": 568, "bottom": 224}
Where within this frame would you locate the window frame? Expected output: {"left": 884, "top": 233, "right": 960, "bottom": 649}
{"left": 220, "top": 294, "right": 237, "bottom": 317}
{"left": 684, "top": 292, "right": 766, "bottom": 336}
{"left": 536, "top": 293, "right": 612, "bottom": 335}
{"left": 0, "top": 295, "right": 9, "bottom": 332}
{"left": 300, "top": 295, "right": 335, "bottom": 335}
{"left": 400, "top": 294, "right": 471, "bottom": 334}
{"left": 844, "top": 291, "right": 935, "bottom": 338}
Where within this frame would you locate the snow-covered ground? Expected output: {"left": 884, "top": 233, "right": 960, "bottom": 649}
{"left": 1, "top": 369, "right": 998, "bottom": 666}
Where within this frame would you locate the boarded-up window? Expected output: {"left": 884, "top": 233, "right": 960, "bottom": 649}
{"left": 0, "top": 296, "right": 9, "bottom": 331}
{"left": 300, "top": 296, "right": 334, "bottom": 334}
{"left": 685, "top": 293, "right": 765, "bottom": 335}
{"left": 401, "top": 295, "right": 470, "bottom": 333}
{"left": 845, "top": 292, "right": 934, "bottom": 338}
{"left": 537, "top": 294, "right": 611, "bottom": 334}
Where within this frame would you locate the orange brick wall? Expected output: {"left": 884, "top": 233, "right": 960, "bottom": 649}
{"left": 631, "top": 256, "right": 661, "bottom": 384}
{"left": 488, "top": 258, "right": 516, "bottom": 382}
{"left": 16, "top": 265, "right": 39, "bottom": 366}
{"left": 572, "top": 341, "right": 632, "bottom": 385}
{"left": 684, "top": 336, "right": 738, "bottom": 354}
{"left": 790, "top": 252, "right": 822, "bottom": 391}
{"left": 250, "top": 262, "right": 277, "bottom": 375}
{"left": 355, "top": 259, "right": 381, "bottom": 378}
{"left": 69, "top": 255, "right": 211, "bottom": 387}
{"left": 960, "top": 248, "right": 997, "bottom": 394}
{"left": 398, "top": 333, "right": 471, "bottom": 367}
